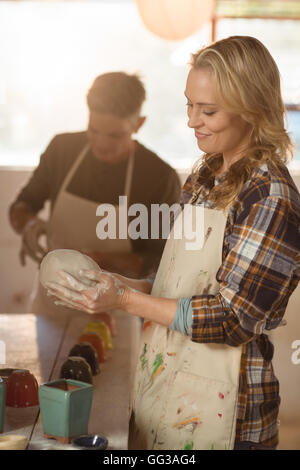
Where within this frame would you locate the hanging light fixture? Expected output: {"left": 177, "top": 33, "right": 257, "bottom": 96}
{"left": 135, "top": 0, "right": 215, "bottom": 41}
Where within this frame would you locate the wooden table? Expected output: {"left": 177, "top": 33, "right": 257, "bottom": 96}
{"left": 0, "top": 312, "right": 141, "bottom": 450}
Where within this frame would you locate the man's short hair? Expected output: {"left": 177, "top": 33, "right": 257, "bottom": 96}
{"left": 87, "top": 72, "right": 146, "bottom": 120}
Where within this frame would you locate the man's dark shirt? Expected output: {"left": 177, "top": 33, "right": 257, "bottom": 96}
{"left": 11, "top": 132, "right": 182, "bottom": 268}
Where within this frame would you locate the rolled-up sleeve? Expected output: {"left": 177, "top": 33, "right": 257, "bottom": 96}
{"left": 191, "top": 196, "right": 300, "bottom": 346}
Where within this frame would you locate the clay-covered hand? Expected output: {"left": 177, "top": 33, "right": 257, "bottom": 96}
{"left": 45, "top": 270, "right": 129, "bottom": 314}
{"left": 20, "top": 218, "right": 48, "bottom": 266}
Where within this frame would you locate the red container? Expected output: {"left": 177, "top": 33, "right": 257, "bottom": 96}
{"left": 6, "top": 370, "right": 39, "bottom": 407}
{"left": 78, "top": 333, "right": 107, "bottom": 363}
{"left": 93, "top": 312, "right": 117, "bottom": 337}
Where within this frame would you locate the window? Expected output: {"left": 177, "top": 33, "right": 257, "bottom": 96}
{"left": 0, "top": 0, "right": 299, "bottom": 170}
{"left": 214, "top": 16, "right": 300, "bottom": 170}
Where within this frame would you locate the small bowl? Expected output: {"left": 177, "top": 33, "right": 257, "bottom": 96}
{"left": 6, "top": 370, "right": 39, "bottom": 408}
{"left": 78, "top": 333, "right": 107, "bottom": 363}
{"left": 93, "top": 312, "right": 117, "bottom": 337}
{"left": 84, "top": 322, "right": 112, "bottom": 350}
{"left": 68, "top": 343, "right": 100, "bottom": 375}
{"left": 71, "top": 434, "right": 108, "bottom": 450}
{"left": 59, "top": 357, "right": 93, "bottom": 384}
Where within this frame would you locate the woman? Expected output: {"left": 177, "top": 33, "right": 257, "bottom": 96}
{"left": 46, "top": 36, "right": 300, "bottom": 450}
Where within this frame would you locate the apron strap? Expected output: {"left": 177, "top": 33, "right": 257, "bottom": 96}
{"left": 59, "top": 142, "right": 135, "bottom": 201}
{"left": 58, "top": 143, "right": 90, "bottom": 196}
{"left": 124, "top": 146, "right": 135, "bottom": 203}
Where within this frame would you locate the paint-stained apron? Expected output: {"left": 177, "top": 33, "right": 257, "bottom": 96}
{"left": 129, "top": 204, "right": 242, "bottom": 450}
{"left": 29, "top": 143, "right": 134, "bottom": 315}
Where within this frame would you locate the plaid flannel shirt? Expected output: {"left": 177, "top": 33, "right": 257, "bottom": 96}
{"left": 180, "top": 162, "right": 300, "bottom": 447}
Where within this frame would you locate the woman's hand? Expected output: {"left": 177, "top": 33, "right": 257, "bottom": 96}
{"left": 45, "top": 269, "right": 176, "bottom": 328}
{"left": 45, "top": 269, "right": 129, "bottom": 314}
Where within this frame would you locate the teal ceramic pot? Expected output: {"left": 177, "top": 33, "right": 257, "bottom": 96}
{"left": 38, "top": 379, "right": 93, "bottom": 444}
{"left": 0, "top": 378, "right": 6, "bottom": 433}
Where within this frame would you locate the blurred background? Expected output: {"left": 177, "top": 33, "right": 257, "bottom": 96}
{"left": 0, "top": 0, "right": 299, "bottom": 170}
{"left": 0, "top": 0, "right": 299, "bottom": 450}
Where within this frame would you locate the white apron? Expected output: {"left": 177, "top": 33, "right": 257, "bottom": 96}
{"left": 29, "top": 143, "right": 134, "bottom": 315}
{"left": 129, "top": 204, "right": 242, "bottom": 450}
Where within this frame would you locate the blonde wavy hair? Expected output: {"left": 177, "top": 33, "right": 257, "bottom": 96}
{"left": 189, "top": 35, "right": 294, "bottom": 209}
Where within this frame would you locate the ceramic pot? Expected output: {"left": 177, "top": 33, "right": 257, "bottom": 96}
{"left": 6, "top": 370, "right": 39, "bottom": 408}
{"left": 93, "top": 312, "right": 117, "bottom": 337}
{"left": 59, "top": 357, "right": 93, "bottom": 384}
{"left": 0, "top": 378, "right": 6, "bottom": 433}
{"left": 71, "top": 434, "right": 108, "bottom": 450}
{"left": 68, "top": 343, "right": 100, "bottom": 375}
{"left": 0, "top": 368, "right": 27, "bottom": 384}
{"left": 39, "top": 379, "right": 94, "bottom": 444}
{"left": 78, "top": 332, "right": 107, "bottom": 362}
{"left": 84, "top": 321, "right": 112, "bottom": 350}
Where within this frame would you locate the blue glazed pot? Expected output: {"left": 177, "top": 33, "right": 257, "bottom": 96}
{"left": 39, "top": 379, "right": 93, "bottom": 444}
{"left": 72, "top": 434, "right": 108, "bottom": 450}
{"left": 0, "top": 378, "right": 6, "bottom": 433}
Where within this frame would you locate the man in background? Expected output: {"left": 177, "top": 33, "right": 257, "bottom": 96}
{"left": 9, "top": 71, "right": 181, "bottom": 314}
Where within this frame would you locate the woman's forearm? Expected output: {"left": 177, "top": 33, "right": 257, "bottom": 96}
{"left": 122, "top": 288, "right": 178, "bottom": 327}
{"left": 45, "top": 269, "right": 177, "bottom": 325}
{"left": 114, "top": 272, "right": 179, "bottom": 327}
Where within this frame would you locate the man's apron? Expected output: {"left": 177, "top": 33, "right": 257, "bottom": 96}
{"left": 129, "top": 203, "right": 242, "bottom": 450}
{"left": 29, "top": 143, "right": 134, "bottom": 315}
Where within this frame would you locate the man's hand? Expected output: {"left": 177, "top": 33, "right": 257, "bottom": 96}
{"left": 9, "top": 201, "right": 48, "bottom": 266}
{"left": 20, "top": 218, "right": 48, "bottom": 266}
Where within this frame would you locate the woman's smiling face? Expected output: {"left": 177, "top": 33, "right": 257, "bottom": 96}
{"left": 185, "top": 67, "right": 251, "bottom": 160}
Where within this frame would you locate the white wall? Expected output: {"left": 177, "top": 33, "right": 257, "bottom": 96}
{"left": 0, "top": 169, "right": 44, "bottom": 313}
{"left": 0, "top": 167, "right": 300, "bottom": 431}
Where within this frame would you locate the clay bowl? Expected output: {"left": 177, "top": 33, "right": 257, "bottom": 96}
{"left": 93, "top": 312, "right": 117, "bottom": 337}
{"left": 68, "top": 343, "right": 100, "bottom": 376}
{"left": 78, "top": 332, "right": 107, "bottom": 363}
{"left": 59, "top": 357, "right": 93, "bottom": 384}
{"left": 84, "top": 322, "right": 112, "bottom": 350}
{"left": 71, "top": 434, "right": 108, "bottom": 450}
{"left": 6, "top": 369, "right": 39, "bottom": 408}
